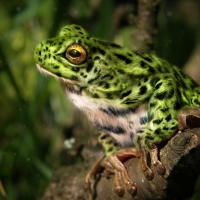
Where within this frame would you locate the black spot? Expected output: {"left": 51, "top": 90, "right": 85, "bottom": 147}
{"left": 174, "top": 101, "right": 181, "bottom": 110}
{"left": 99, "top": 81, "right": 103, "bottom": 86}
{"left": 63, "top": 27, "right": 70, "bottom": 31}
{"left": 55, "top": 72, "right": 61, "bottom": 77}
{"left": 120, "top": 90, "right": 132, "bottom": 99}
{"left": 155, "top": 91, "right": 166, "bottom": 100}
{"left": 135, "top": 53, "right": 153, "bottom": 63}
{"left": 107, "top": 147, "right": 113, "bottom": 152}
{"left": 92, "top": 47, "right": 97, "bottom": 53}
{"left": 78, "top": 39, "right": 82, "bottom": 44}
{"left": 139, "top": 86, "right": 147, "bottom": 95}
{"left": 112, "top": 143, "right": 118, "bottom": 148}
{"left": 143, "top": 56, "right": 153, "bottom": 62}
{"left": 93, "top": 93, "right": 99, "bottom": 98}
{"left": 134, "top": 52, "right": 141, "bottom": 56}
{"left": 97, "top": 47, "right": 105, "bottom": 55}
{"left": 104, "top": 83, "right": 110, "bottom": 89}
{"left": 74, "top": 26, "right": 81, "bottom": 30}
{"left": 143, "top": 77, "right": 148, "bottom": 82}
{"left": 87, "top": 75, "right": 100, "bottom": 84}
{"left": 153, "top": 119, "right": 163, "bottom": 124}
{"left": 149, "top": 102, "right": 156, "bottom": 107}
{"left": 86, "top": 62, "right": 94, "bottom": 72}
{"left": 140, "top": 61, "right": 147, "bottom": 68}
{"left": 94, "top": 67, "right": 98, "bottom": 73}
{"left": 102, "top": 74, "right": 111, "bottom": 79}
{"left": 168, "top": 89, "right": 175, "bottom": 98}
{"left": 71, "top": 75, "right": 78, "bottom": 80}
{"left": 78, "top": 31, "right": 83, "bottom": 35}
{"left": 145, "top": 135, "right": 154, "bottom": 140}
{"left": 106, "top": 139, "right": 113, "bottom": 144}
{"left": 154, "top": 129, "right": 161, "bottom": 135}
{"left": 140, "top": 116, "right": 148, "bottom": 125}
{"left": 171, "top": 125, "right": 177, "bottom": 130}
{"left": 130, "top": 132, "right": 135, "bottom": 139}
{"left": 94, "top": 121, "right": 125, "bottom": 134}
{"left": 99, "top": 133, "right": 108, "bottom": 140}
{"left": 38, "top": 51, "right": 41, "bottom": 56}
{"left": 58, "top": 42, "right": 63, "bottom": 45}
{"left": 165, "top": 114, "right": 171, "bottom": 121}
{"left": 99, "top": 107, "right": 109, "bottom": 115}
{"left": 71, "top": 67, "right": 80, "bottom": 72}
{"left": 148, "top": 67, "right": 155, "bottom": 74}
{"left": 160, "top": 107, "right": 169, "bottom": 112}
{"left": 94, "top": 56, "right": 100, "bottom": 60}
{"left": 53, "top": 66, "right": 60, "bottom": 69}
{"left": 194, "top": 98, "right": 199, "bottom": 105}
{"left": 109, "top": 75, "right": 114, "bottom": 80}
{"left": 136, "top": 129, "right": 144, "bottom": 133}
{"left": 99, "top": 106, "right": 137, "bottom": 117}
{"left": 123, "top": 98, "right": 138, "bottom": 105}
{"left": 155, "top": 82, "right": 162, "bottom": 90}
{"left": 110, "top": 43, "right": 121, "bottom": 48}
{"left": 117, "top": 69, "right": 125, "bottom": 74}
{"left": 127, "top": 52, "right": 133, "bottom": 57}
{"left": 105, "top": 93, "right": 114, "bottom": 99}
{"left": 114, "top": 53, "right": 132, "bottom": 64}
{"left": 150, "top": 77, "right": 160, "bottom": 87}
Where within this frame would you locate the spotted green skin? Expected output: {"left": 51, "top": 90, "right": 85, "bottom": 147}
{"left": 34, "top": 24, "right": 200, "bottom": 155}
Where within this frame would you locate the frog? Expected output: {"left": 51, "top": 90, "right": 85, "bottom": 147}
{"left": 34, "top": 24, "right": 200, "bottom": 197}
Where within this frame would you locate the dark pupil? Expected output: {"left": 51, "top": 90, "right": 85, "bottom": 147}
{"left": 69, "top": 49, "right": 81, "bottom": 58}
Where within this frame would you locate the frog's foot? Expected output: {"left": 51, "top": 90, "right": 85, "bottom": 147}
{"left": 139, "top": 138, "right": 165, "bottom": 180}
{"left": 101, "top": 148, "right": 141, "bottom": 197}
{"left": 178, "top": 107, "right": 200, "bottom": 131}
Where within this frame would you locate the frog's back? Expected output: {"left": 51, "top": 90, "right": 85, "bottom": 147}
{"left": 138, "top": 52, "right": 200, "bottom": 107}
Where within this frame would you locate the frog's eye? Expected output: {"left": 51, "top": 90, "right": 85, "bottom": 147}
{"left": 65, "top": 44, "right": 87, "bottom": 64}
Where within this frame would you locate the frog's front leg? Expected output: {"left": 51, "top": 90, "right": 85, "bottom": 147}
{"left": 138, "top": 137, "right": 165, "bottom": 180}
{"left": 136, "top": 76, "right": 179, "bottom": 179}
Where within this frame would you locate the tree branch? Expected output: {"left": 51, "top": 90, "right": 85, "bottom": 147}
{"left": 40, "top": 128, "right": 200, "bottom": 200}
{"left": 131, "top": 0, "right": 160, "bottom": 53}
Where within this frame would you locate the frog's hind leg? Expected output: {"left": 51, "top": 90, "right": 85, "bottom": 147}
{"left": 86, "top": 132, "right": 141, "bottom": 197}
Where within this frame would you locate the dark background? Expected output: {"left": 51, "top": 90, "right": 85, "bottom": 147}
{"left": 0, "top": 0, "right": 200, "bottom": 199}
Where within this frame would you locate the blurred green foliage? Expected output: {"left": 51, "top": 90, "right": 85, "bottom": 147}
{"left": 0, "top": 0, "right": 199, "bottom": 199}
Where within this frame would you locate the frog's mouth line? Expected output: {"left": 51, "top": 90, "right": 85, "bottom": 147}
{"left": 36, "top": 64, "right": 79, "bottom": 86}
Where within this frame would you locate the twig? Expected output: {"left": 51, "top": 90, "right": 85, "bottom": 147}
{"left": 131, "top": 0, "right": 160, "bottom": 53}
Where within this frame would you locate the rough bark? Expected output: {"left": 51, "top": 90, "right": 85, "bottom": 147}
{"left": 40, "top": 128, "right": 200, "bottom": 200}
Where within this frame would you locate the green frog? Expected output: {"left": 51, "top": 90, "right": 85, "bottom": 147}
{"left": 34, "top": 24, "right": 200, "bottom": 197}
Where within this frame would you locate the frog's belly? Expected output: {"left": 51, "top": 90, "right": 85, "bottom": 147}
{"left": 67, "top": 91, "right": 147, "bottom": 147}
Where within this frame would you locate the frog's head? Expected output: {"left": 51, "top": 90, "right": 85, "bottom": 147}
{"left": 34, "top": 24, "right": 136, "bottom": 98}
{"left": 34, "top": 25, "right": 98, "bottom": 87}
